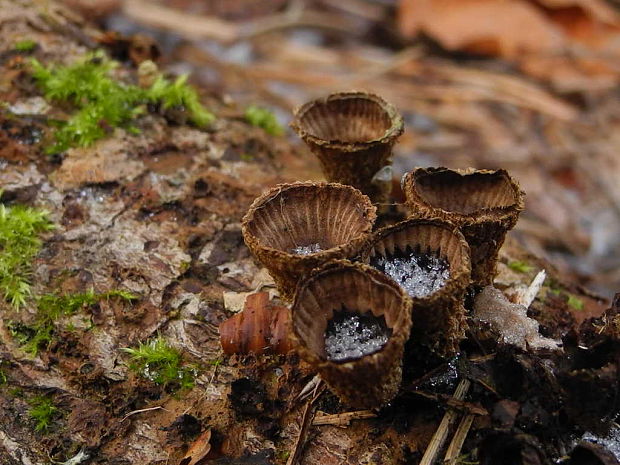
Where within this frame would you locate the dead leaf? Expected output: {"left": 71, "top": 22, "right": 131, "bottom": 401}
{"left": 179, "top": 429, "right": 212, "bottom": 465}
{"left": 536, "top": 0, "right": 620, "bottom": 25}
{"left": 397, "top": 0, "right": 620, "bottom": 90}
{"left": 397, "top": 0, "right": 565, "bottom": 58}
{"left": 219, "top": 292, "right": 294, "bottom": 355}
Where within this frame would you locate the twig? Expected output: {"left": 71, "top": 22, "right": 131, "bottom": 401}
{"left": 123, "top": 0, "right": 238, "bottom": 42}
{"left": 420, "top": 379, "right": 471, "bottom": 465}
{"left": 410, "top": 390, "right": 486, "bottom": 416}
{"left": 296, "top": 374, "right": 322, "bottom": 402}
{"left": 327, "top": 0, "right": 386, "bottom": 21}
{"left": 286, "top": 382, "right": 324, "bottom": 465}
{"left": 518, "top": 270, "right": 547, "bottom": 308}
{"left": 122, "top": 0, "right": 356, "bottom": 45}
{"left": 121, "top": 406, "right": 165, "bottom": 422}
{"left": 409, "top": 61, "right": 578, "bottom": 121}
{"left": 444, "top": 414, "right": 475, "bottom": 464}
{"left": 312, "top": 410, "right": 376, "bottom": 427}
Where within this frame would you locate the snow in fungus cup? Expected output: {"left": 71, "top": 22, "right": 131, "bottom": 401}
{"left": 360, "top": 218, "right": 471, "bottom": 357}
{"left": 290, "top": 91, "right": 404, "bottom": 203}
{"left": 401, "top": 167, "right": 524, "bottom": 287}
{"left": 290, "top": 260, "right": 413, "bottom": 409}
{"left": 241, "top": 181, "right": 377, "bottom": 301}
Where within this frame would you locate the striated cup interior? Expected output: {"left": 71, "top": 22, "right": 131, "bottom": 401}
{"left": 293, "top": 92, "right": 400, "bottom": 144}
{"left": 411, "top": 169, "right": 520, "bottom": 215}
{"left": 365, "top": 219, "right": 470, "bottom": 300}
{"left": 244, "top": 183, "right": 374, "bottom": 256}
{"left": 292, "top": 262, "right": 409, "bottom": 361}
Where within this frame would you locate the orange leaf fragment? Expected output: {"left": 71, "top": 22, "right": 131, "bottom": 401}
{"left": 219, "top": 292, "right": 294, "bottom": 355}
{"left": 397, "top": 0, "right": 565, "bottom": 58}
{"left": 179, "top": 429, "right": 212, "bottom": 465}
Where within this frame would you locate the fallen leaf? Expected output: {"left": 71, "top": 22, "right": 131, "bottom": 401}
{"left": 219, "top": 292, "right": 294, "bottom": 355}
{"left": 179, "top": 429, "right": 212, "bottom": 465}
{"left": 536, "top": 0, "right": 620, "bottom": 25}
{"left": 397, "top": 0, "right": 620, "bottom": 90}
{"left": 397, "top": 0, "right": 565, "bottom": 58}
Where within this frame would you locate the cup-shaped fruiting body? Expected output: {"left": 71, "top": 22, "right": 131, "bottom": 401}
{"left": 291, "top": 260, "right": 412, "bottom": 409}
{"left": 290, "top": 91, "right": 404, "bottom": 202}
{"left": 241, "top": 182, "right": 376, "bottom": 301}
{"left": 361, "top": 218, "right": 471, "bottom": 356}
{"left": 402, "top": 167, "right": 524, "bottom": 286}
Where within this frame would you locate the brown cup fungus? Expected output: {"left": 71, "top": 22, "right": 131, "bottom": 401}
{"left": 241, "top": 182, "right": 376, "bottom": 301}
{"left": 291, "top": 261, "right": 412, "bottom": 409}
{"left": 402, "top": 167, "right": 524, "bottom": 286}
{"left": 362, "top": 218, "right": 471, "bottom": 356}
{"left": 290, "top": 91, "right": 404, "bottom": 202}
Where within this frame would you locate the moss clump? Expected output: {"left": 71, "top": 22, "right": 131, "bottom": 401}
{"left": 245, "top": 105, "right": 284, "bottom": 136}
{"left": 507, "top": 260, "right": 534, "bottom": 273}
{"left": 8, "top": 289, "right": 138, "bottom": 355}
{"left": 546, "top": 286, "right": 585, "bottom": 311}
{"left": 31, "top": 51, "right": 215, "bottom": 153}
{"left": 14, "top": 39, "right": 37, "bottom": 52}
{"left": 0, "top": 202, "right": 54, "bottom": 308}
{"left": 123, "top": 335, "right": 195, "bottom": 390}
{"left": 28, "top": 395, "right": 59, "bottom": 432}
{"left": 147, "top": 74, "right": 215, "bottom": 127}
{"left": 567, "top": 294, "right": 584, "bottom": 311}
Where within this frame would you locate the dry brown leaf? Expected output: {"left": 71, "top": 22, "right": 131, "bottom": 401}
{"left": 397, "top": 0, "right": 620, "bottom": 89}
{"left": 179, "top": 429, "right": 212, "bottom": 465}
{"left": 535, "top": 0, "right": 620, "bottom": 25}
{"left": 219, "top": 292, "right": 294, "bottom": 355}
{"left": 522, "top": 6, "right": 620, "bottom": 90}
{"left": 397, "top": 0, "right": 565, "bottom": 58}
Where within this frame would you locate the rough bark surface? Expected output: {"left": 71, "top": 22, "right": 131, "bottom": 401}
{"left": 0, "top": 2, "right": 618, "bottom": 465}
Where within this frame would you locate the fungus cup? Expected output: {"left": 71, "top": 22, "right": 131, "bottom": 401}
{"left": 361, "top": 218, "right": 471, "bottom": 356}
{"left": 402, "top": 167, "right": 524, "bottom": 286}
{"left": 291, "top": 260, "right": 412, "bottom": 409}
{"left": 241, "top": 182, "right": 376, "bottom": 301}
{"left": 290, "top": 91, "right": 403, "bottom": 202}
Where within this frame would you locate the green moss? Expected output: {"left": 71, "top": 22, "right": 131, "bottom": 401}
{"left": 14, "top": 39, "right": 37, "bottom": 52}
{"left": 28, "top": 395, "right": 59, "bottom": 432}
{"left": 8, "top": 387, "right": 23, "bottom": 397}
{"left": 245, "top": 105, "right": 284, "bottom": 136}
{"left": 0, "top": 201, "right": 54, "bottom": 308}
{"left": 123, "top": 335, "right": 195, "bottom": 390}
{"left": 546, "top": 285, "right": 585, "bottom": 311}
{"left": 147, "top": 74, "right": 215, "bottom": 127}
{"left": 30, "top": 52, "right": 214, "bottom": 153}
{"left": 9, "top": 289, "right": 138, "bottom": 355}
{"left": 567, "top": 294, "right": 584, "bottom": 311}
{"left": 507, "top": 260, "right": 534, "bottom": 273}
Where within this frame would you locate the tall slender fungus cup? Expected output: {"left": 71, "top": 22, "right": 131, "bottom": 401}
{"left": 290, "top": 91, "right": 404, "bottom": 202}
{"left": 291, "top": 261, "right": 413, "bottom": 409}
{"left": 241, "top": 182, "right": 376, "bottom": 301}
{"left": 361, "top": 218, "right": 471, "bottom": 356}
{"left": 402, "top": 167, "right": 524, "bottom": 286}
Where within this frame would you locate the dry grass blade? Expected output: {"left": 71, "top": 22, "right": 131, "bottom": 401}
{"left": 443, "top": 414, "right": 475, "bottom": 464}
{"left": 312, "top": 410, "right": 377, "bottom": 427}
{"left": 286, "top": 382, "right": 324, "bottom": 465}
{"left": 122, "top": 0, "right": 238, "bottom": 42}
{"left": 420, "top": 379, "right": 471, "bottom": 465}
{"left": 122, "top": 0, "right": 357, "bottom": 44}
